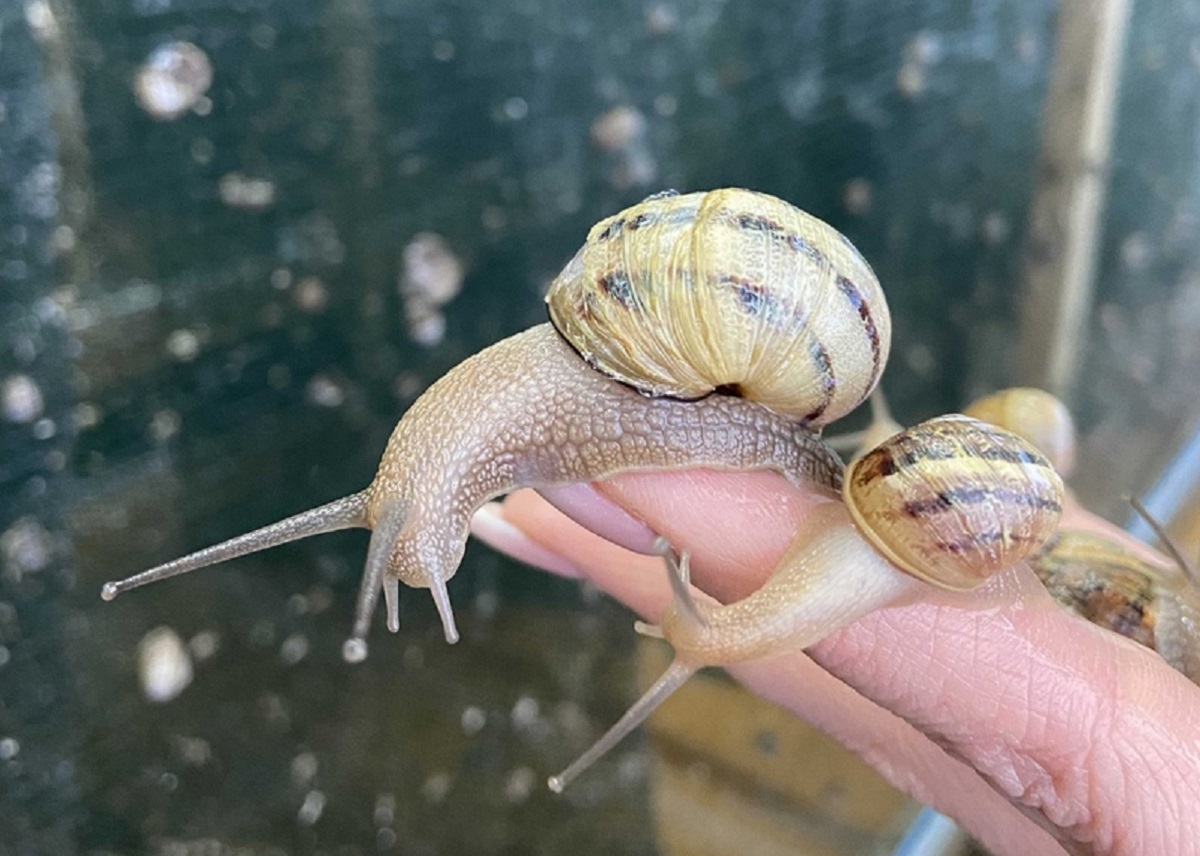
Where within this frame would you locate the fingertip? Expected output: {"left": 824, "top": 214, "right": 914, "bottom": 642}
{"left": 470, "top": 501, "right": 585, "bottom": 579}
{"left": 536, "top": 483, "right": 660, "bottom": 554}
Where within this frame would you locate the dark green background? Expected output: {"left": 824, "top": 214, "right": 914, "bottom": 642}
{"left": 3, "top": 1, "right": 1199, "bottom": 853}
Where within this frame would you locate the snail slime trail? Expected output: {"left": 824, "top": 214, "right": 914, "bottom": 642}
{"left": 103, "top": 188, "right": 1054, "bottom": 792}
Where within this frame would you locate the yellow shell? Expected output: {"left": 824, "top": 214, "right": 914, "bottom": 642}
{"left": 844, "top": 414, "right": 1065, "bottom": 591}
{"left": 546, "top": 188, "right": 890, "bottom": 427}
{"left": 963, "top": 387, "right": 1076, "bottom": 478}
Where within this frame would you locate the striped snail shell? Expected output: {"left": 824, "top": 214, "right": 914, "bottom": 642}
{"left": 963, "top": 387, "right": 1077, "bottom": 478}
{"left": 1030, "top": 519, "right": 1200, "bottom": 683}
{"left": 1031, "top": 530, "right": 1165, "bottom": 651}
{"left": 546, "top": 188, "right": 891, "bottom": 427}
{"left": 547, "top": 414, "right": 1068, "bottom": 791}
{"left": 845, "top": 414, "right": 1065, "bottom": 591}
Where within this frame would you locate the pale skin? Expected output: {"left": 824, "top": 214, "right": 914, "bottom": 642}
{"left": 472, "top": 471, "right": 1200, "bottom": 856}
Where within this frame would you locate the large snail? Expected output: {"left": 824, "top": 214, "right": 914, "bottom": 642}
{"left": 101, "top": 189, "right": 1064, "bottom": 789}
{"left": 103, "top": 188, "right": 888, "bottom": 657}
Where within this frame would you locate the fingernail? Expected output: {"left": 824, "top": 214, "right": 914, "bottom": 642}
{"left": 470, "top": 502, "right": 585, "bottom": 579}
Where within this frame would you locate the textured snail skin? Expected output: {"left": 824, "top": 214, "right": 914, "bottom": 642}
{"left": 547, "top": 415, "right": 1065, "bottom": 792}
{"left": 104, "top": 323, "right": 843, "bottom": 652}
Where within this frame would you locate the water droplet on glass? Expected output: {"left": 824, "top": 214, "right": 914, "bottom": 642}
{"left": 138, "top": 626, "right": 194, "bottom": 703}
{"left": 133, "top": 41, "right": 214, "bottom": 121}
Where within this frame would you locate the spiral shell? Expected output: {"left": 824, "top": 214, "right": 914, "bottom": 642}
{"left": 1030, "top": 530, "right": 1163, "bottom": 649}
{"left": 963, "top": 387, "right": 1076, "bottom": 478}
{"left": 546, "top": 188, "right": 890, "bottom": 427}
{"left": 844, "top": 414, "right": 1065, "bottom": 591}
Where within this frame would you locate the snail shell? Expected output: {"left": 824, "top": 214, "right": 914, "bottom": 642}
{"left": 546, "top": 188, "right": 890, "bottom": 427}
{"left": 548, "top": 415, "right": 1067, "bottom": 791}
{"left": 845, "top": 414, "right": 1065, "bottom": 590}
{"left": 1031, "top": 530, "right": 1164, "bottom": 650}
{"left": 963, "top": 387, "right": 1076, "bottom": 478}
{"left": 1031, "top": 529, "right": 1200, "bottom": 682}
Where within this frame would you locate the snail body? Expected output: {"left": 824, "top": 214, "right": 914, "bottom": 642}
{"left": 103, "top": 188, "right": 878, "bottom": 656}
{"left": 548, "top": 414, "right": 1064, "bottom": 791}
{"left": 104, "top": 325, "right": 843, "bottom": 655}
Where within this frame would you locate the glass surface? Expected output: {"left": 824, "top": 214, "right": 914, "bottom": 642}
{"left": 2, "top": 1, "right": 1199, "bottom": 853}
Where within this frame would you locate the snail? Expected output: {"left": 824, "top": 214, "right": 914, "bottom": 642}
{"left": 102, "top": 188, "right": 890, "bottom": 661}
{"left": 831, "top": 386, "right": 1076, "bottom": 478}
{"left": 962, "top": 387, "right": 1076, "bottom": 478}
{"left": 1029, "top": 497, "right": 1200, "bottom": 683}
{"left": 833, "top": 386, "right": 1200, "bottom": 681}
{"left": 547, "top": 413, "right": 1064, "bottom": 791}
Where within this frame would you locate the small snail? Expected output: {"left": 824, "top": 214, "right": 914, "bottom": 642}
{"left": 835, "top": 386, "right": 1200, "bottom": 681}
{"left": 548, "top": 414, "right": 1064, "bottom": 791}
{"left": 1029, "top": 498, "right": 1200, "bottom": 683}
{"left": 103, "top": 188, "right": 889, "bottom": 659}
{"left": 962, "top": 387, "right": 1076, "bottom": 478}
{"left": 832, "top": 386, "right": 1076, "bottom": 478}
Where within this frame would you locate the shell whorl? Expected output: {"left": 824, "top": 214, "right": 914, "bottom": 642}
{"left": 546, "top": 188, "right": 890, "bottom": 427}
{"left": 844, "top": 414, "right": 1065, "bottom": 591}
{"left": 963, "top": 387, "right": 1077, "bottom": 478}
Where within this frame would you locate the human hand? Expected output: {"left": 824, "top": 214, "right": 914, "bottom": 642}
{"left": 471, "top": 469, "right": 1200, "bottom": 856}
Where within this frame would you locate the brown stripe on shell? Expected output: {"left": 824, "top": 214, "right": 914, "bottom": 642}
{"left": 801, "top": 339, "right": 836, "bottom": 423}
{"left": 596, "top": 218, "right": 624, "bottom": 242}
{"left": 727, "top": 205, "right": 882, "bottom": 396}
{"left": 734, "top": 211, "right": 786, "bottom": 236}
{"left": 843, "top": 415, "right": 1065, "bottom": 591}
{"left": 598, "top": 271, "right": 636, "bottom": 307}
{"left": 627, "top": 210, "right": 657, "bottom": 230}
{"left": 876, "top": 428, "right": 1055, "bottom": 470}
{"left": 720, "top": 276, "right": 789, "bottom": 325}
{"left": 835, "top": 274, "right": 884, "bottom": 388}
{"left": 732, "top": 211, "right": 825, "bottom": 266}
{"left": 902, "top": 485, "right": 1063, "bottom": 518}
{"left": 715, "top": 274, "right": 836, "bottom": 421}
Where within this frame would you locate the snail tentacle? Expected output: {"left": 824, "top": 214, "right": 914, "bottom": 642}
{"left": 548, "top": 657, "right": 697, "bottom": 794}
{"left": 100, "top": 492, "right": 370, "bottom": 601}
{"left": 654, "top": 537, "right": 709, "bottom": 630}
{"left": 348, "top": 503, "right": 411, "bottom": 655}
{"left": 1129, "top": 495, "right": 1199, "bottom": 585}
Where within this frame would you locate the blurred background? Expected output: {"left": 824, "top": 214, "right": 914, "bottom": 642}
{"left": 3, "top": 0, "right": 1200, "bottom": 853}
